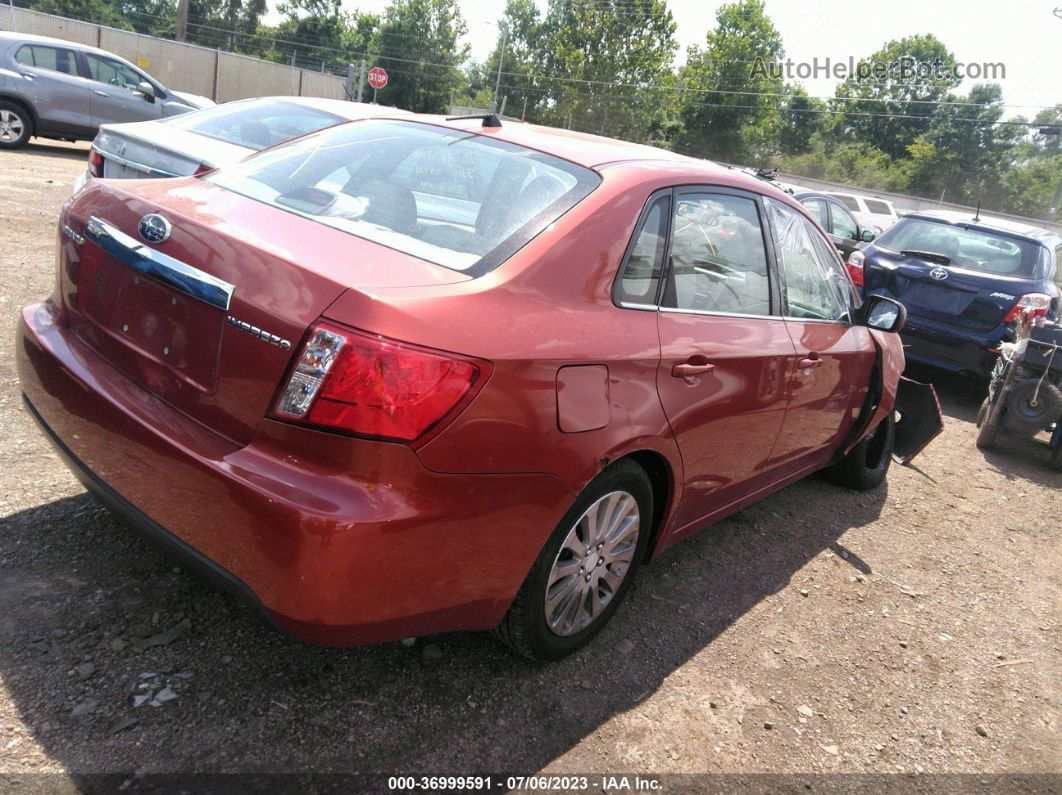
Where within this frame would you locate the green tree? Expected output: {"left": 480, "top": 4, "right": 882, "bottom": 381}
{"left": 29, "top": 0, "right": 132, "bottom": 30}
{"left": 902, "top": 84, "right": 1021, "bottom": 205}
{"left": 832, "top": 34, "right": 959, "bottom": 159}
{"left": 677, "top": 0, "right": 784, "bottom": 163}
{"left": 534, "top": 0, "right": 678, "bottom": 141}
{"left": 373, "top": 0, "right": 468, "bottom": 112}
{"left": 776, "top": 85, "right": 825, "bottom": 156}
{"left": 478, "top": 0, "right": 543, "bottom": 118}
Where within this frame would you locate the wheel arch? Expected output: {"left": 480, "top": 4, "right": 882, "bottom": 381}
{"left": 0, "top": 92, "right": 37, "bottom": 132}
{"left": 617, "top": 449, "right": 674, "bottom": 563}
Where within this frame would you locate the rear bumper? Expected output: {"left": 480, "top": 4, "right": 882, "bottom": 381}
{"left": 900, "top": 316, "right": 1002, "bottom": 378}
{"left": 17, "top": 301, "right": 574, "bottom": 645}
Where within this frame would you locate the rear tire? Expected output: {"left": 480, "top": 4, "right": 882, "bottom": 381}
{"left": 823, "top": 414, "right": 894, "bottom": 491}
{"left": 494, "top": 459, "right": 652, "bottom": 661}
{"left": 0, "top": 101, "right": 32, "bottom": 149}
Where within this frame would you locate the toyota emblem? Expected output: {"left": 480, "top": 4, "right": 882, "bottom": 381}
{"left": 138, "top": 214, "right": 171, "bottom": 244}
{"left": 929, "top": 266, "right": 948, "bottom": 281}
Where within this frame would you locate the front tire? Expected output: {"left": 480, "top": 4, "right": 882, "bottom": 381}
{"left": 976, "top": 398, "right": 1002, "bottom": 450}
{"left": 495, "top": 459, "right": 652, "bottom": 661}
{"left": 0, "top": 101, "right": 32, "bottom": 149}
{"left": 823, "top": 414, "right": 894, "bottom": 491}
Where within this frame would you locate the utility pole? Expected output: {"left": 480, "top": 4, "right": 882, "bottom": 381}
{"left": 356, "top": 59, "right": 365, "bottom": 103}
{"left": 491, "top": 26, "right": 507, "bottom": 113}
{"left": 175, "top": 0, "right": 189, "bottom": 42}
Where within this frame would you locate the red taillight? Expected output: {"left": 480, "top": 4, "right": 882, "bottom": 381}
{"left": 88, "top": 146, "right": 104, "bottom": 178}
{"left": 271, "top": 322, "right": 491, "bottom": 444}
{"left": 1002, "top": 293, "right": 1052, "bottom": 325}
{"left": 846, "top": 250, "right": 865, "bottom": 287}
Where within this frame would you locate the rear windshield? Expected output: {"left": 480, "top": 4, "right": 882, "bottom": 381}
{"left": 876, "top": 218, "right": 1043, "bottom": 278}
{"left": 209, "top": 120, "right": 600, "bottom": 274}
{"left": 166, "top": 99, "right": 345, "bottom": 150}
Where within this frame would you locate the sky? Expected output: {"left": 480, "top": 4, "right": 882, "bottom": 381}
{"left": 329, "top": 0, "right": 1061, "bottom": 118}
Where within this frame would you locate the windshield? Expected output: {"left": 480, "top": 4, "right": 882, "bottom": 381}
{"left": 209, "top": 120, "right": 600, "bottom": 274}
{"left": 877, "top": 218, "right": 1043, "bottom": 278}
{"left": 166, "top": 99, "right": 345, "bottom": 150}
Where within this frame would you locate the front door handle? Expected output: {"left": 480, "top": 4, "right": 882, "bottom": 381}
{"left": 20, "top": 72, "right": 35, "bottom": 80}
{"left": 93, "top": 89, "right": 109, "bottom": 97}
{"left": 798, "top": 353, "right": 823, "bottom": 368}
{"left": 672, "top": 361, "right": 715, "bottom": 378}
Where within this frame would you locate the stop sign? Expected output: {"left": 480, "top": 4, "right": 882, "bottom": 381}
{"left": 367, "top": 67, "right": 388, "bottom": 90}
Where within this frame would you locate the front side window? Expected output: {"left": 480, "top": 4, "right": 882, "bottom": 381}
{"left": 769, "top": 199, "right": 851, "bottom": 322}
{"left": 875, "top": 218, "right": 1042, "bottom": 278}
{"left": 15, "top": 45, "right": 76, "bottom": 75}
{"left": 615, "top": 194, "right": 670, "bottom": 306}
{"left": 663, "top": 193, "right": 771, "bottom": 316}
{"left": 209, "top": 120, "right": 599, "bottom": 274}
{"left": 830, "top": 204, "right": 858, "bottom": 240}
{"left": 85, "top": 54, "right": 144, "bottom": 93}
{"left": 166, "top": 99, "right": 345, "bottom": 150}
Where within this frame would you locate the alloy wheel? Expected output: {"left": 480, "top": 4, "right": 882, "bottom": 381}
{"left": 0, "top": 109, "right": 25, "bottom": 143}
{"left": 544, "top": 490, "right": 640, "bottom": 637}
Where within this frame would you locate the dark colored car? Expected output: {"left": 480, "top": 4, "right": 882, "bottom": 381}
{"left": 795, "top": 191, "right": 877, "bottom": 261}
{"left": 18, "top": 115, "right": 924, "bottom": 660}
{"left": 855, "top": 210, "right": 1062, "bottom": 379}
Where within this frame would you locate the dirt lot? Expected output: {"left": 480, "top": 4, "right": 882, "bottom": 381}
{"left": 0, "top": 142, "right": 1059, "bottom": 787}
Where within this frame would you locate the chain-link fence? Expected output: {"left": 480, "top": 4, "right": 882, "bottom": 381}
{"left": 0, "top": 6, "right": 347, "bottom": 103}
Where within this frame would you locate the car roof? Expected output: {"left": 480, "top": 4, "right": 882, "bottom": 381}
{"left": 0, "top": 30, "right": 111, "bottom": 57}
{"left": 223, "top": 96, "right": 412, "bottom": 119}
{"left": 903, "top": 210, "right": 1062, "bottom": 246}
{"left": 411, "top": 115, "right": 703, "bottom": 169}
{"left": 794, "top": 190, "right": 847, "bottom": 205}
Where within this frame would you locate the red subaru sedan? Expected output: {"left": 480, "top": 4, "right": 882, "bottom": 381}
{"left": 18, "top": 114, "right": 918, "bottom": 660}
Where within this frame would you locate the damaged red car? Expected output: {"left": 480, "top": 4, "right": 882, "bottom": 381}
{"left": 17, "top": 115, "right": 936, "bottom": 660}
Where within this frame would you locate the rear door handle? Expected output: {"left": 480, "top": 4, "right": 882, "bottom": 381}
{"left": 672, "top": 361, "right": 715, "bottom": 378}
{"left": 20, "top": 72, "right": 34, "bottom": 80}
{"left": 93, "top": 90, "right": 109, "bottom": 97}
{"left": 798, "top": 354, "right": 823, "bottom": 368}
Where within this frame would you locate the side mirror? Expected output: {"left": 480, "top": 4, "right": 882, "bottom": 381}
{"left": 861, "top": 294, "right": 906, "bottom": 333}
{"left": 860, "top": 228, "right": 876, "bottom": 243}
{"left": 137, "top": 81, "right": 156, "bottom": 102}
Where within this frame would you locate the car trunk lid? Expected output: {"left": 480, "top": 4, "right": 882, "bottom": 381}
{"left": 865, "top": 249, "right": 1035, "bottom": 332}
{"left": 60, "top": 178, "right": 470, "bottom": 445}
{"left": 96, "top": 122, "right": 252, "bottom": 178}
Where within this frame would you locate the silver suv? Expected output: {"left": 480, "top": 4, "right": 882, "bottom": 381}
{"left": 0, "top": 31, "right": 213, "bottom": 149}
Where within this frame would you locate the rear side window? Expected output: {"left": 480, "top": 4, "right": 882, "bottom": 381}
{"left": 614, "top": 194, "right": 670, "bottom": 306}
{"left": 663, "top": 193, "right": 771, "bottom": 316}
{"left": 209, "top": 120, "right": 599, "bottom": 275}
{"left": 876, "top": 218, "right": 1041, "bottom": 278}
{"left": 15, "top": 45, "right": 77, "bottom": 75}
{"left": 166, "top": 99, "right": 345, "bottom": 150}
{"left": 864, "top": 198, "right": 893, "bottom": 215}
{"left": 831, "top": 193, "right": 860, "bottom": 212}
{"left": 769, "top": 199, "right": 851, "bottom": 322}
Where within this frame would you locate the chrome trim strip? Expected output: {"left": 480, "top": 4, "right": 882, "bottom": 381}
{"left": 85, "top": 216, "right": 234, "bottom": 311}
{"left": 658, "top": 306, "right": 780, "bottom": 321}
{"left": 97, "top": 150, "right": 182, "bottom": 178}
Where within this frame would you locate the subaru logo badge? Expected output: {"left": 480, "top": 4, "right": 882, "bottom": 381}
{"left": 138, "top": 214, "right": 171, "bottom": 244}
{"left": 929, "top": 266, "right": 948, "bottom": 281}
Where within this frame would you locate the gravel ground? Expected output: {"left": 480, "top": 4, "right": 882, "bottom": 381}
{"left": 0, "top": 142, "right": 1059, "bottom": 785}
